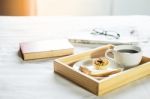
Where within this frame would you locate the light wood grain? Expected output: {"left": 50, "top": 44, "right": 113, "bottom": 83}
{"left": 54, "top": 44, "right": 150, "bottom": 96}
{"left": 57, "top": 44, "right": 113, "bottom": 65}
{"left": 98, "top": 61, "right": 150, "bottom": 95}
{"left": 54, "top": 60, "right": 99, "bottom": 95}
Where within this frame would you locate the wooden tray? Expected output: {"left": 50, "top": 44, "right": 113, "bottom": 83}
{"left": 54, "top": 44, "right": 150, "bottom": 96}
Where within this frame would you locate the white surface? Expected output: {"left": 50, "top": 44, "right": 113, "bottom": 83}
{"left": 37, "top": 0, "right": 111, "bottom": 16}
{"left": 113, "top": 0, "right": 150, "bottom": 15}
{"left": 37, "top": 0, "right": 150, "bottom": 16}
{"left": 0, "top": 16, "right": 150, "bottom": 99}
{"left": 21, "top": 39, "right": 73, "bottom": 53}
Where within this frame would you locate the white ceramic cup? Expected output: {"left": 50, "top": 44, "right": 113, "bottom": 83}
{"left": 105, "top": 45, "right": 142, "bottom": 68}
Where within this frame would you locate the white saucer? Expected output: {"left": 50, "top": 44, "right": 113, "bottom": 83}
{"left": 73, "top": 58, "right": 122, "bottom": 72}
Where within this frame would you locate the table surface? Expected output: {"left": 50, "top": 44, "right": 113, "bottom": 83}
{"left": 0, "top": 16, "right": 150, "bottom": 99}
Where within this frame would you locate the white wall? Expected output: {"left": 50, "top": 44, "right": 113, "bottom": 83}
{"left": 37, "top": 0, "right": 112, "bottom": 16}
{"left": 113, "top": 0, "right": 150, "bottom": 15}
{"left": 37, "top": 0, "right": 150, "bottom": 16}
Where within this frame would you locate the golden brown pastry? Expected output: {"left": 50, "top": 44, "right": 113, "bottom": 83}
{"left": 90, "top": 68, "right": 122, "bottom": 77}
{"left": 93, "top": 57, "right": 109, "bottom": 70}
{"left": 79, "top": 65, "right": 91, "bottom": 75}
{"left": 79, "top": 65, "right": 122, "bottom": 77}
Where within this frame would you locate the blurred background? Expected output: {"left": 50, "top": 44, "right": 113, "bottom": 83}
{"left": 0, "top": 0, "right": 150, "bottom": 16}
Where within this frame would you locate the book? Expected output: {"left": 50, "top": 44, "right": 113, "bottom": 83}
{"left": 69, "top": 35, "right": 138, "bottom": 45}
{"left": 20, "top": 39, "right": 74, "bottom": 60}
{"left": 68, "top": 26, "right": 138, "bottom": 45}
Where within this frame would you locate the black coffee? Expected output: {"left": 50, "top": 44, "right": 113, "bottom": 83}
{"left": 118, "top": 49, "right": 138, "bottom": 53}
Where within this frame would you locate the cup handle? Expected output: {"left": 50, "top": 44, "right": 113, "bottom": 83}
{"left": 105, "top": 49, "right": 115, "bottom": 62}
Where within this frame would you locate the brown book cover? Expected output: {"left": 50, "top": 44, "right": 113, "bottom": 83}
{"left": 20, "top": 39, "right": 74, "bottom": 60}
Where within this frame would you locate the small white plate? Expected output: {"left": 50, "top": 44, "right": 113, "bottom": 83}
{"left": 73, "top": 58, "right": 121, "bottom": 72}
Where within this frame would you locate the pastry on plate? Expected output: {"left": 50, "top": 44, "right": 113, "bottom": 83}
{"left": 79, "top": 65, "right": 122, "bottom": 77}
{"left": 79, "top": 65, "right": 91, "bottom": 75}
{"left": 90, "top": 68, "right": 122, "bottom": 77}
{"left": 93, "top": 57, "right": 109, "bottom": 70}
